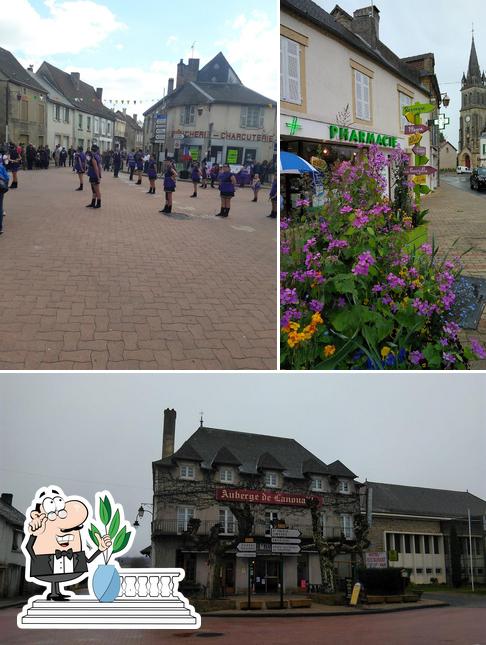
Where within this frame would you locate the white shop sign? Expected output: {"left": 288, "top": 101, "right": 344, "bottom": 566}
{"left": 365, "top": 552, "right": 387, "bottom": 569}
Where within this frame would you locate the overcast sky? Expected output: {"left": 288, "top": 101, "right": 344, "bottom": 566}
{"left": 0, "top": 0, "right": 278, "bottom": 113}
{"left": 317, "top": 0, "right": 485, "bottom": 149}
{"left": 2, "top": 374, "right": 485, "bottom": 554}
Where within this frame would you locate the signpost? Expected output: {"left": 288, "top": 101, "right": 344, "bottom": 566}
{"left": 403, "top": 102, "right": 437, "bottom": 195}
{"left": 237, "top": 543, "right": 257, "bottom": 552}
{"left": 270, "top": 528, "right": 302, "bottom": 609}
{"left": 405, "top": 165, "right": 437, "bottom": 176}
{"left": 404, "top": 124, "right": 429, "bottom": 135}
{"left": 271, "top": 544, "right": 301, "bottom": 554}
{"left": 412, "top": 145, "right": 427, "bottom": 156}
{"left": 270, "top": 529, "right": 301, "bottom": 538}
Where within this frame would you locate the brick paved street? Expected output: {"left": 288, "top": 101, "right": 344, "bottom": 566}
{"left": 427, "top": 175, "right": 486, "bottom": 369}
{"left": 0, "top": 168, "right": 277, "bottom": 370}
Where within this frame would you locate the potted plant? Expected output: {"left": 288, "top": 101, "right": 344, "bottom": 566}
{"left": 88, "top": 492, "right": 133, "bottom": 602}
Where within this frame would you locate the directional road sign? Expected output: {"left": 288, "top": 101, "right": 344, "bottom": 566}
{"left": 271, "top": 537, "right": 301, "bottom": 544}
{"left": 155, "top": 126, "right": 166, "bottom": 134}
{"left": 405, "top": 165, "right": 437, "bottom": 176}
{"left": 412, "top": 145, "right": 427, "bottom": 156}
{"left": 402, "top": 102, "right": 435, "bottom": 116}
{"left": 404, "top": 124, "right": 429, "bottom": 135}
{"left": 270, "top": 528, "right": 301, "bottom": 538}
{"left": 271, "top": 544, "right": 301, "bottom": 554}
{"left": 237, "top": 543, "right": 256, "bottom": 552}
{"left": 236, "top": 552, "right": 255, "bottom": 558}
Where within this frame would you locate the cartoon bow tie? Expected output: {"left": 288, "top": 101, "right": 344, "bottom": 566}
{"left": 55, "top": 549, "right": 73, "bottom": 560}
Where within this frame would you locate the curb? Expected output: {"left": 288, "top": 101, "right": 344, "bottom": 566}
{"left": 202, "top": 601, "right": 449, "bottom": 618}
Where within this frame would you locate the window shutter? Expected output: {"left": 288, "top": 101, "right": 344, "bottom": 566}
{"left": 286, "top": 39, "right": 301, "bottom": 104}
{"left": 240, "top": 106, "right": 247, "bottom": 128}
{"left": 280, "top": 36, "right": 288, "bottom": 100}
{"left": 180, "top": 108, "right": 184, "bottom": 125}
{"left": 259, "top": 108, "right": 264, "bottom": 128}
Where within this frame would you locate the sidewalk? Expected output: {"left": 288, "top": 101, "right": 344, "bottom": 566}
{"left": 426, "top": 180, "right": 486, "bottom": 368}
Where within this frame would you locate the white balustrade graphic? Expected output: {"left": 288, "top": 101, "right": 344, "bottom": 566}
{"left": 18, "top": 568, "right": 201, "bottom": 630}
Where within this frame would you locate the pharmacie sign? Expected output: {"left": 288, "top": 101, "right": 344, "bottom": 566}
{"left": 215, "top": 487, "right": 323, "bottom": 507}
{"left": 329, "top": 125, "right": 398, "bottom": 148}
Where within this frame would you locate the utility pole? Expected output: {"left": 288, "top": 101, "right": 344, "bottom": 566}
{"left": 468, "top": 508, "right": 475, "bottom": 592}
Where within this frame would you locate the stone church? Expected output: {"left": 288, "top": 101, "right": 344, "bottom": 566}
{"left": 458, "top": 35, "right": 486, "bottom": 168}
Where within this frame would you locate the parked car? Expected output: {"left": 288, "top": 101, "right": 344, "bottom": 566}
{"left": 470, "top": 167, "right": 486, "bottom": 190}
{"left": 457, "top": 165, "right": 472, "bottom": 174}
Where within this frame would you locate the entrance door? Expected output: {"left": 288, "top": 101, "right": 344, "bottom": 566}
{"left": 210, "top": 145, "right": 223, "bottom": 164}
{"left": 465, "top": 154, "right": 471, "bottom": 169}
{"left": 254, "top": 558, "right": 280, "bottom": 593}
{"left": 222, "top": 559, "right": 235, "bottom": 595}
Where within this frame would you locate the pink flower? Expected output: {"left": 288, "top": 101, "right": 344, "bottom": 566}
{"left": 471, "top": 338, "right": 486, "bottom": 359}
{"left": 352, "top": 251, "right": 375, "bottom": 276}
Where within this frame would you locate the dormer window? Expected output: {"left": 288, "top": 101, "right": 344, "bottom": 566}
{"left": 338, "top": 480, "right": 351, "bottom": 494}
{"left": 180, "top": 464, "right": 195, "bottom": 480}
{"left": 311, "top": 477, "right": 323, "bottom": 492}
{"left": 265, "top": 472, "right": 279, "bottom": 488}
{"left": 220, "top": 468, "right": 234, "bottom": 483}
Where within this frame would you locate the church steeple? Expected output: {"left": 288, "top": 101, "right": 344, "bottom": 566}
{"left": 463, "top": 33, "right": 485, "bottom": 88}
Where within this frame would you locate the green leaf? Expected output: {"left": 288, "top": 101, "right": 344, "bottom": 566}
{"left": 362, "top": 318, "right": 394, "bottom": 347}
{"left": 89, "top": 523, "right": 101, "bottom": 547}
{"left": 331, "top": 274, "right": 357, "bottom": 297}
{"left": 99, "top": 496, "right": 112, "bottom": 526}
{"left": 112, "top": 531, "right": 131, "bottom": 554}
{"left": 108, "top": 509, "right": 120, "bottom": 540}
{"left": 112, "top": 526, "right": 127, "bottom": 553}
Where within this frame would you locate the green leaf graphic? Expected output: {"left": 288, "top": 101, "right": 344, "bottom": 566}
{"left": 99, "top": 496, "right": 112, "bottom": 525}
{"left": 112, "top": 526, "right": 127, "bottom": 553}
{"left": 108, "top": 509, "right": 120, "bottom": 539}
{"left": 112, "top": 530, "right": 131, "bottom": 554}
{"left": 89, "top": 523, "right": 101, "bottom": 547}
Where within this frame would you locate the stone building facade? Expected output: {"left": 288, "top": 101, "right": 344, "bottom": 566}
{"left": 0, "top": 493, "right": 25, "bottom": 598}
{"left": 439, "top": 140, "right": 458, "bottom": 171}
{"left": 151, "top": 409, "right": 362, "bottom": 595}
{"left": 458, "top": 35, "right": 486, "bottom": 168}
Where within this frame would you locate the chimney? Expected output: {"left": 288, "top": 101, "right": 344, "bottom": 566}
{"left": 176, "top": 58, "right": 200, "bottom": 88}
{"left": 352, "top": 5, "right": 380, "bottom": 47}
{"left": 96, "top": 87, "right": 103, "bottom": 100}
{"left": 162, "top": 408, "right": 176, "bottom": 458}
{"left": 71, "top": 72, "right": 80, "bottom": 90}
{"left": 167, "top": 78, "right": 174, "bottom": 94}
{"left": 133, "top": 114, "right": 137, "bottom": 122}
{"left": 1, "top": 493, "right": 13, "bottom": 506}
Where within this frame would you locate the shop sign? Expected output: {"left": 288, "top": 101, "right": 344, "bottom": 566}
{"left": 189, "top": 147, "right": 200, "bottom": 160}
{"left": 365, "top": 552, "right": 387, "bottom": 569}
{"left": 215, "top": 487, "right": 323, "bottom": 507}
{"left": 173, "top": 129, "right": 274, "bottom": 143}
{"left": 329, "top": 125, "right": 397, "bottom": 148}
{"left": 388, "top": 550, "right": 398, "bottom": 562}
{"left": 286, "top": 116, "right": 302, "bottom": 136}
{"left": 226, "top": 148, "right": 239, "bottom": 164}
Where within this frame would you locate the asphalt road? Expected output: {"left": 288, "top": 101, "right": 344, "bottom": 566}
{"left": 423, "top": 590, "right": 486, "bottom": 608}
{"left": 3, "top": 606, "right": 486, "bottom": 645}
{"left": 441, "top": 172, "right": 486, "bottom": 196}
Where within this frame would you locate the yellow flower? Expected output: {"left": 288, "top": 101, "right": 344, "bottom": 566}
{"left": 311, "top": 312, "right": 323, "bottom": 326}
{"left": 381, "top": 346, "right": 391, "bottom": 359}
{"left": 323, "top": 345, "right": 336, "bottom": 358}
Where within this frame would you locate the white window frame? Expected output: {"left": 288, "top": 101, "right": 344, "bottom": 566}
{"left": 64, "top": 107, "right": 69, "bottom": 123}
{"left": 280, "top": 35, "right": 302, "bottom": 105}
{"left": 180, "top": 464, "right": 195, "bottom": 480}
{"left": 177, "top": 506, "right": 194, "bottom": 533}
{"left": 399, "top": 91, "right": 413, "bottom": 130}
{"left": 220, "top": 468, "right": 233, "bottom": 483}
{"left": 87, "top": 116, "right": 91, "bottom": 132}
{"left": 341, "top": 514, "right": 354, "bottom": 539}
{"left": 180, "top": 105, "right": 196, "bottom": 126}
{"left": 265, "top": 471, "right": 278, "bottom": 488}
{"left": 54, "top": 104, "right": 61, "bottom": 121}
{"left": 311, "top": 477, "right": 323, "bottom": 492}
{"left": 265, "top": 510, "right": 279, "bottom": 531}
{"left": 338, "top": 480, "right": 351, "bottom": 494}
{"left": 219, "top": 508, "right": 236, "bottom": 534}
{"left": 355, "top": 70, "right": 371, "bottom": 121}
{"left": 240, "top": 105, "right": 263, "bottom": 129}
{"left": 94, "top": 117, "right": 99, "bottom": 133}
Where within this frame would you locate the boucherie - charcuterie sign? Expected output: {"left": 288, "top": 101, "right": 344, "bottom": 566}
{"left": 215, "top": 487, "right": 323, "bottom": 507}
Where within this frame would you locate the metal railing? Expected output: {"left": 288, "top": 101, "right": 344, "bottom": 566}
{"left": 152, "top": 519, "right": 351, "bottom": 540}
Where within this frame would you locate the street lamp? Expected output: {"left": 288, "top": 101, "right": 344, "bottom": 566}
{"left": 440, "top": 92, "right": 450, "bottom": 108}
{"left": 133, "top": 502, "right": 153, "bottom": 527}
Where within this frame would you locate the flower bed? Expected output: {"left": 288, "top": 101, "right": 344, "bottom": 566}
{"left": 280, "top": 146, "right": 486, "bottom": 369}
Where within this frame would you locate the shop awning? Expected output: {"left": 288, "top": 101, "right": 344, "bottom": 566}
{"left": 280, "top": 151, "right": 320, "bottom": 175}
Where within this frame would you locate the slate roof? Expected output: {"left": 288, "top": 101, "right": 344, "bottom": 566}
{"left": 0, "top": 497, "right": 25, "bottom": 529}
{"left": 27, "top": 70, "right": 73, "bottom": 108}
{"left": 154, "top": 426, "right": 356, "bottom": 481}
{"left": 327, "top": 460, "right": 357, "bottom": 478}
{"left": 197, "top": 52, "right": 241, "bottom": 84}
{"left": 368, "top": 482, "right": 486, "bottom": 519}
{"left": 211, "top": 446, "right": 241, "bottom": 466}
{"left": 281, "top": 0, "right": 429, "bottom": 94}
{"left": 0, "top": 47, "right": 46, "bottom": 93}
{"left": 37, "top": 61, "right": 114, "bottom": 120}
{"left": 165, "top": 81, "right": 276, "bottom": 108}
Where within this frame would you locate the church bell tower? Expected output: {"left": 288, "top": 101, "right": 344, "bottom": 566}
{"left": 458, "top": 32, "right": 486, "bottom": 168}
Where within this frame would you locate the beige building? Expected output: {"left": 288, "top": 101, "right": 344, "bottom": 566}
{"left": 150, "top": 409, "right": 361, "bottom": 595}
{"left": 0, "top": 47, "right": 47, "bottom": 146}
{"left": 144, "top": 53, "right": 276, "bottom": 166}
{"left": 280, "top": 1, "right": 443, "bottom": 193}
{"left": 366, "top": 482, "right": 486, "bottom": 586}
{"left": 439, "top": 140, "right": 458, "bottom": 171}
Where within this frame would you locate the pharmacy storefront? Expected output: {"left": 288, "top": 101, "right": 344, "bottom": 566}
{"left": 280, "top": 114, "right": 408, "bottom": 198}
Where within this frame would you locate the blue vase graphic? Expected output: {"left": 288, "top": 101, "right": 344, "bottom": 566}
{"left": 92, "top": 564, "right": 120, "bottom": 602}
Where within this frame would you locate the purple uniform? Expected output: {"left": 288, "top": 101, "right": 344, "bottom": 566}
{"left": 163, "top": 168, "right": 176, "bottom": 192}
{"left": 191, "top": 166, "right": 201, "bottom": 182}
{"left": 219, "top": 171, "right": 235, "bottom": 196}
{"left": 74, "top": 151, "right": 86, "bottom": 173}
{"left": 269, "top": 178, "right": 277, "bottom": 200}
{"left": 86, "top": 152, "right": 101, "bottom": 181}
{"left": 147, "top": 159, "right": 157, "bottom": 179}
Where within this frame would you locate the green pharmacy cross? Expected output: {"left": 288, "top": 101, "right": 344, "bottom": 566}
{"left": 286, "top": 117, "right": 302, "bottom": 136}
{"left": 433, "top": 114, "right": 450, "bottom": 130}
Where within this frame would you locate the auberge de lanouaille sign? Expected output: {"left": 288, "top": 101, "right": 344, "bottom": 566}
{"left": 215, "top": 487, "right": 323, "bottom": 507}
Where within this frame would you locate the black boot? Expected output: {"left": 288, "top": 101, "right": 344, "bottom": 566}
{"left": 166, "top": 205, "right": 172, "bottom": 214}
{"left": 215, "top": 209, "right": 224, "bottom": 217}
{"left": 190, "top": 192, "right": 197, "bottom": 198}
{"left": 159, "top": 204, "right": 168, "bottom": 213}
{"left": 10, "top": 181, "right": 17, "bottom": 189}
{"left": 221, "top": 208, "right": 229, "bottom": 218}
{"left": 94, "top": 199, "right": 101, "bottom": 208}
{"left": 136, "top": 180, "right": 141, "bottom": 185}
{"left": 75, "top": 185, "right": 83, "bottom": 191}
{"left": 267, "top": 211, "right": 277, "bottom": 218}
{"left": 251, "top": 197, "right": 257, "bottom": 202}
{"left": 86, "top": 198, "right": 96, "bottom": 208}
{"left": 146, "top": 189, "right": 152, "bottom": 194}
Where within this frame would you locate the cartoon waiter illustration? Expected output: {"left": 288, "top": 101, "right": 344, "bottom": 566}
{"left": 25, "top": 486, "right": 111, "bottom": 601}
